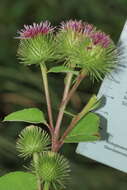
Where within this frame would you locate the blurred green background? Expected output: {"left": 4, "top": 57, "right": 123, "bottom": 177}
{"left": 0, "top": 0, "right": 127, "bottom": 189}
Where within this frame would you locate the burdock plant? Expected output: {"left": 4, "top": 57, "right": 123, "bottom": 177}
{"left": 1, "top": 20, "right": 116, "bottom": 190}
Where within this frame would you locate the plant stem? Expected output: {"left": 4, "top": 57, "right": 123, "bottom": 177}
{"left": 62, "top": 71, "right": 86, "bottom": 107}
{"left": 33, "top": 153, "right": 42, "bottom": 190}
{"left": 43, "top": 182, "right": 50, "bottom": 190}
{"left": 59, "top": 95, "right": 97, "bottom": 149}
{"left": 54, "top": 73, "right": 73, "bottom": 134}
{"left": 52, "top": 71, "right": 86, "bottom": 152}
{"left": 52, "top": 73, "right": 73, "bottom": 151}
{"left": 40, "top": 63, "right": 54, "bottom": 133}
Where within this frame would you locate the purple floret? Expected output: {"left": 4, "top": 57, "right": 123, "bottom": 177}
{"left": 60, "top": 20, "right": 84, "bottom": 33}
{"left": 17, "top": 21, "right": 55, "bottom": 39}
{"left": 90, "top": 32, "right": 111, "bottom": 48}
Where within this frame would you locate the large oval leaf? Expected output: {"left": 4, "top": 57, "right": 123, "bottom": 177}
{"left": 64, "top": 113, "right": 100, "bottom": 143}
{"left": 0, "top": 172, "right": 37, "bottom": 190}
{"left": 3, "top": 108, "right": 47, "bottom": 125}
{"left": 48, "top": 66, "right": 79, "bottom": 75}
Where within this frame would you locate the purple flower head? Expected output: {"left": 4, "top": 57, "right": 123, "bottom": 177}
{"left": 83, "top": 23, "right": 95, "bottom": 36}
{"left": 17, "top": 21, "right": 55, "bottom": 39}
{"left": 60, "top": 20, "right": 84, "bottom": 33}
{"left": 90, "top": 32, "right": 111, "bottom": 48}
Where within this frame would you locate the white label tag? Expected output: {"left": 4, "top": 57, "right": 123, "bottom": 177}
{"left": 76, "top": 21, "right": 127, "bottom": 173}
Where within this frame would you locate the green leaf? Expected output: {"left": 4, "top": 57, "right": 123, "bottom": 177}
{"left": 80, "top": 95, "right": 98, "bottom": 117}
{"left": 3, "top": 108, "right": 47, "bottom": 125}
{"left": 64, "top": 113, "right": 100, "bottom": 143}
{"left": 0, "top": 172, "right": 37, "bottom": 190}
{"left": 48, "top": 66, "right": 79, "bottom": 75}
{"left": 90, "top": 95, "right": 106, "bottom": 111}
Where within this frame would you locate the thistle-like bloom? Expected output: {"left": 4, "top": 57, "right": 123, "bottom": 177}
{"left": 56, "top": 19, "right": 116, "bottom": 80}
{"left": 83, "top": 23, "right": 95, "bottom": 36}
{"left": 90, "top": 31, "right": 111, "bottom": 48}
{"left": 56, "top": 20, "right": 86, "bottom": 60}
{"left": 35, "top": 152, "right": 70, "bottom": 189}
{"left": 17, "top": 21, "right": 54, "bottom": 39}
{"left": 17, "top": 21, "right": 55, "bottom": 65}
{"left": 16, "top": 125, "right": 50, "bottom": 158}
{"left": 70, "top": 28, "right": 116, "bottom": 80}
{"left": 61, "top": 20, "right": 84, "bottom": 33}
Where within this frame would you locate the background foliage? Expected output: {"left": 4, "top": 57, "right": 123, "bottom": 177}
{"left": 0, "top": 0, "right": 127, "bottom": 189}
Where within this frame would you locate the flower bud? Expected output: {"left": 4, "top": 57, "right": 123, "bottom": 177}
{"left": 36, "top": 152, "right": 70, "bottom": 189}
{"left": 16, "top": 125, "right": 50, "bottom": 158}
{"left": 17, "top": 21, "right": 55, "bottom": 65}
{"left": 56, "top": 20, "right": 116, "bottom": 80}
{"left": 70, "top": 30, "right": 116, "bottom": 80}
{"left": 56, "top": 20, "right": 86, "bottom": 60}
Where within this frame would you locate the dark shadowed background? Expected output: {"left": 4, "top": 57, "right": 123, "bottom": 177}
{"left": 0, "top": 0, "right": 127, "bottom": 189}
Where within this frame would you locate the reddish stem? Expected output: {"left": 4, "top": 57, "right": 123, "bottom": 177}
{"left": 52, "top": 73, "right": 73, "bottom": 151}
{"left": 62, "top": 72, "right": 86, "bottom": 107}
{"left": 59, "top": 114, "right": 83, "bottom": 149}
{"left": 52, "top": 71, "right": 86, "bottom": 152}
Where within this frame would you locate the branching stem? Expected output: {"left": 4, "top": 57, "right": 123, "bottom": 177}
{"left": 53, "top": 73, "right": 73, "bottom": 141}
{"left": 62, "top": 71, "right": 86, "bottom": 107}
{"left": 52, "top": 71, "right": 86, "bottom": 152}
{"left": 59, "top": 93, "right": 97, "bottom": 149}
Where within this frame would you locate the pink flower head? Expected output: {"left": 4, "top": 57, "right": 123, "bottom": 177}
{"left": 60, "top": 20, "right": 84, "bottom": 33}
{"left": 90, "top": 32, "right": 111, "bottom": 48}
{"left": 83, "top": 23, "right": 95, "bottom": 36}
{"left": 17, "top": 21, "right": 55, "bottom": 39}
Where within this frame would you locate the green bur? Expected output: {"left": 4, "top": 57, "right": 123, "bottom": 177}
{"left": 17, "top": 125, "right": 50, "bottom": 158}
{"left": 18, "top": 35, "right": 55, "bottom": 65}
{"left": 36, "top": 152, "right": 70, "bottom": 190}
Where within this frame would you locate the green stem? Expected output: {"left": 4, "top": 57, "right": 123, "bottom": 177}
{"left": 64, "top": 110, "right": 76, "bottom": 117}
{"left": 52, "top": 71, "right": 86, "bottom": 152}
{"left": 33, "top": 153, "right": 42, "bottom": 190}
{"left": 59, "top": 95, "right": 97, "bottom": 148}
{"left": 52, "top": 73, "right": 73, "bottom": 151}
{"left": 40, "top": 63, "right": 54, "bottom": 133}
{"left": 43, "top": 182, "right": 50, "bottom": 190}
{"left": 51, "top": 71, "right": 86, "bottom": 152}
{"left": 62, "top": 71, "right": 86, "bottom": 107}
